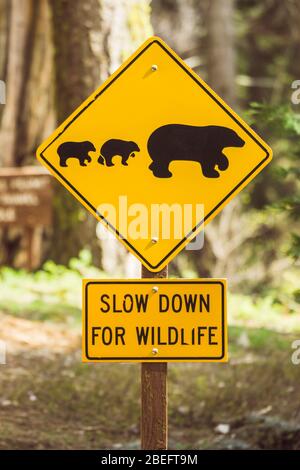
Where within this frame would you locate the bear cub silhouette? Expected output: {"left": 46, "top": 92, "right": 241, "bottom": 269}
{"left": 98, "top": 139, "right": 140, "bottom": 166}
{"left": 58, "top": 141, "right": 96, "bottom": 167}
{"left": 147, "top": 124, "right": 245, "bottom": 178}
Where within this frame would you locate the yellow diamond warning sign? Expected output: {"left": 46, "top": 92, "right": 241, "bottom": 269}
{"left": 83, "top": 279, "right": 227, "bottom": 362}
{"left": 37, "top": 37, "right": 272, "bottom": 272}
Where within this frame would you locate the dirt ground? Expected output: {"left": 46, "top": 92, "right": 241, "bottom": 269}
{"left": 0, "top": 311, "right": 299, "bottom": 450}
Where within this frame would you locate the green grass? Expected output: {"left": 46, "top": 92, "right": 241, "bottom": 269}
{"left": 229, "top": 325, "right": 292, "bottom": 354}
{"left": 0, "top": 255, "right": 299, "bottom": 449}
{"left": 1, "top": 349, "right": 299, "bottom": 449}
{"left": 228, "top": 291, "right": 300, "bottom": 334}
{"left": 0, "top": 254, "right": 298, "bottom": 337}
{"left": 0, "top": 250, "right": 103, "bottom": 325}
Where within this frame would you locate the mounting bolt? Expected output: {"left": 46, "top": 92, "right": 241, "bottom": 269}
{"left": 151, "top": 64, "right": 158, "bottom": 71}
{"left": 152, "top": 286, "right": 159, "bottom": 293}
{"left": 152, "top": 348, "right": 158, "bottom": 355}
{"left": 151, "top": 237, "right": 158, "bottom": 244}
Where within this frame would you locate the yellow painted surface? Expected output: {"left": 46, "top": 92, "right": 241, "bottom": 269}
{"left": 83, "top": 279, "right": 227, "bottom": 362}
{"left": 37, "top": 37, "right": 272, "bottom": 271}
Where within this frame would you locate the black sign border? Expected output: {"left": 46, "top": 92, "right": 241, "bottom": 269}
{"left": 40, "top": 38, "right": 271, "bottom": 271}
{"left": 84, "top": 280, "right": 226, "bottom": 361}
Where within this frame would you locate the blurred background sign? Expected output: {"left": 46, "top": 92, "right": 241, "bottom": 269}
{"left": 0, "top": 167, "right": 52, "bottom": 227}
{"left": 0, "top": 167, "right": 52, "bottom": 269}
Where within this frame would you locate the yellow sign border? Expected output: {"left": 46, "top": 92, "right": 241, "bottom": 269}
{"left": 37, "top": 37, "right": 272, "bottom": 272}
{"left": 83, "top": 278, "right": 227, "bottom": 363}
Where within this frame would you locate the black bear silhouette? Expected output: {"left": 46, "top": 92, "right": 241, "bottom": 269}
{"left": 98, "top": 139, "right": 140, "bottom": 167}
{"left": 147, "top": 124, "right": 245, "bottom": 178}
{"left": 57, "top": 141, "right": 96, "bottom": 167}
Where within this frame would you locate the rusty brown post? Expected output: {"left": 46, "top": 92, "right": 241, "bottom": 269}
{"left": 141, "top": 265, "right": 168, "bottom": 450}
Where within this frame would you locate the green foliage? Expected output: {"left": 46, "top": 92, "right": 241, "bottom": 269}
{"left": 288, "top": 234, "right": 300, "bottom": 261}
{"left": 249, "top": 102, "right": 300, "bottom": 144}
{"left": 0, "top": 250, "right": 105, "bottom": 324}
{"left": 229, "top": 326, "right": 291, "bottom": 352}
{"left": 240, "top": 104, "right": 300, "bottom": 284}
{"left": 228, "top": 289, "right": 299, "bottom": 334}
{"left": 0, "top": 254, "right": 298, "bottom": 334}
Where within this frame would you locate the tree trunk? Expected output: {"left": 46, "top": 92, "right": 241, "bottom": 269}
{"left": 0, "top": 0, "right": 54, "bottom": 268}
{"left": 207, "top": 0, "right": 236, "bottom": 107}
{"left": 50, "top": 0, "right": 152, "bottom": 269}
{"left": 99, "top": 0, "right": 153, "bottom": 277}
{"left": 151, "top": 0, "right": 201, "bottom": 58}
{"left": 0, "top": 0, "right": 33, "bottom": 166}
{"left": 0, "top": 0, "right": 54, "bottom": 168}
{"left": 202, "top": 0, "right": 240, "bottom": 280}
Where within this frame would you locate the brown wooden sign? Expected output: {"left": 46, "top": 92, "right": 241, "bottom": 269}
{"left": 0, "top": 166, "right": 52, "bottom": 227}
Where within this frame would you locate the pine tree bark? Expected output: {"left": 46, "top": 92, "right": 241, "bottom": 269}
{"left": 0, "top": 0, "right": 54, "bottom": 268}
{"left": 0, "top": 0, "right": 54, "bottom": 168}
{"left": 0, "top": 0, "right": 33, "bottom": 166}
{"left": 50, "top": 0, "right": 104, "bottom": 264}
{"left": 207, "top": 0, "right": 236, "bottom": 107}
{"left": 203, "top": 0, "right": 240, "bottom": 279}
{"left": 50, "top": 0, "right": 152, "bottom": 267}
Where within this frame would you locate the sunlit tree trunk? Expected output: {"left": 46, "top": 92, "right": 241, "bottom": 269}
{"left": 0, "top": 0, "right": 32, "bottom": 166}
{"left": 0, "top": 0, "right": 53, "bottom": 267}
{"left": 203, "top": 0, "right": 240, "bottom": 279}
{"left": 0, "top": 0, "right": 54, "bottom": 168}
{"left": 207, "top": 0, "right": 236, "bottom": 107}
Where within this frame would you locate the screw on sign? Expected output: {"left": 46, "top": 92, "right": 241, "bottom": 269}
{"left": 37, "top": 37, "right": 272, "bottom": 450}
{"left": 83, "top": 280, "right": 226, "bottom": 361}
